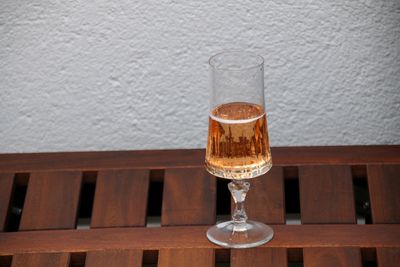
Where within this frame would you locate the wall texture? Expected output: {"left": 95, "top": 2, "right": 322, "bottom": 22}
{"left": 1, "top": 0, "right": 399, "bottom": 152}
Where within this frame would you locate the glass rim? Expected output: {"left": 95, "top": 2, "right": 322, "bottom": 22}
{"left": 209, "top": 51, "right": 264, "bottom": 71}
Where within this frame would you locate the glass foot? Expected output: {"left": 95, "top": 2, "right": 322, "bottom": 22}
{"left": 206, "top": 220, "right": 274, "bottom": 248}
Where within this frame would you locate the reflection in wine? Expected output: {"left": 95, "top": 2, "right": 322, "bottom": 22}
{"left": 205, "top": 102, "right": 272, "bottom": 179}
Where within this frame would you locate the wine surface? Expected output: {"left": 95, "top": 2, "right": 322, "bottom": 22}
{"left": 205, "top": 102, "right": 272, "bottom": 179}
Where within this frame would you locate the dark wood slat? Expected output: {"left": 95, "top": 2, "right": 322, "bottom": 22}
{"left": 11, "top": 252, "right": 69, "bottom": 267}
{"left": 1, "top": 225, "right": 399, "bottom": 255}
{"left": 231, "top": 248, "right": 287, "bottom": 267}
{"left": 230, "top": 167, "right": 287, "bottom": 265}
{"left": 303, "top": 248, "right": 361, "bottom": 267}
{"left": 299, "top": 165, "right": 356, "bottom": 224}
{"left": 161, "top": 168, "right": 216, "bottom": 226}
{"left": 238, "top": 166, "right": 285, "bottom": 224}
{"left": 368, "top": 165, "right": 400, "bottom": 223}
{"left": 300, "top": 166, "right": 361, "bottom": 266}
{"left": 0, "top": 146, "right": 399, "bottom": 172}
{"left": 377, "top": 248, "right": 400, "bottom": 267}
{"left": 88, "top": 171, "right": 147, "bottom": 265}
{"left": 85, "top": 250, "right": 142, "bottom": 267}
{"left": 368, "top": 165, "right": 400, "bottom": 267}
{"left": 0, "top": 173, "right": 14, "bottom": 231}
{"left": 158, "top": 248, "right": 214, "bottom": 267}
{"left": 19, "top": 171, "right": 81, "bottom": 230}
{"left": 159, "top": 168, "right": 215, "bottom": 266}
{"left": 91, "top": 170, "right": 149, "bottom": 228}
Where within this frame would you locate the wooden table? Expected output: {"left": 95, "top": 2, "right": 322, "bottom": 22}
{"left": 0, "top": 146, "right": 399, "bottom": 266}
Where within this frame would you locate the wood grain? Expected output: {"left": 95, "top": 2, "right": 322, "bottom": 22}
{"left": 299, "top": 165, "right": 356, "bottom": 224}
{"left": 231, "top": 248, "right": 287, "bottom": 267}
{"left": 0, "top": 146, "right": 399, "bottom": 172}
{"left": 91, "top": 170, "right": 149, "bottom": 228}
{"left": 0, "top": 173, "right": 14, "bottom": 231}
{"left": 85, "top": 249, "right": 142, "bottom": 267}
{"left": 368, "top": 164, "right": 400, "bottom": 223}
{"left": 230, "top": 167, "right": 287, "bottom": 266}
{"left": 303, "top": 248, "right": 362, "bottom": 267}
{"left": 300, "top": 166, "right": 361, "bottom": 266}
{"left": 242, "top": 166, "right": 285, "bottom": 224}
{"left": 0, "top": 147, "right": 398, "bottom": 265}
{"left": 11, "top": 252, "right": 69, "bottom": 267}
{"left": 161, "top": 168, "right": 216, "bottom": 226}
{"left": 1, "top": 225, "right": 399, "bottom": 255}
{"left": 158, "top": 249, "right": 214, "bottom": 267}
{"left": 377, "top": 248, "right": 400, "bottom": 267}
{"left": 368, "top": 165, "right": 400, "bottom": 266}
{"left": 88, "top": 171, "right": 147, "bottom": 265}
{"left": 159, "top": 168, "right": 215, "bottom": 266}
{"left": 19, "top": 171, "right": 82, "bottom": 230}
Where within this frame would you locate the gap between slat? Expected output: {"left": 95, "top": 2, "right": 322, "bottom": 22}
{"left": 4, "top": 173, "right": 29, "bottom": 232}
{"left": 361, "top": 248, "right": 377, "bottom": 267}
{"left": 216, "top": 179, "right": 231, "bottom": 223}
{"left": 351, "top": 165, "right": 372, "bottom": 225}
{"left": 0, "top": 256, "right": 12, "bottom": 267}
{"left": 146, "top": 170, "right": 164, "bottom": 228}
{"left": 284, "top": 167, "right": 301, "bottom": 225}
{"left": 69, "top": 252, "right": 86, "bottom": 267}
{"left": 215, "top": 249, "right": 230, "bottom": 266}
{"left": 76, "top": 172, "right": 97, "bottom": 229}
{"left": 142, "top": 250, "right": 158, "bottom": 266}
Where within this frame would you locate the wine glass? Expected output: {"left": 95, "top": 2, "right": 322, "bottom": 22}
{"left": 205, "top": 51, "right": 274, "bottom": 248}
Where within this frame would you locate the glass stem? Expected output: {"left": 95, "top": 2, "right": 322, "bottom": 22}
{"left": 228, "top": 180, "right": 250, "bottom": 232}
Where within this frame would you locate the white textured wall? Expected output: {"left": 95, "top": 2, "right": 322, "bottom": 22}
{"left": 1, "top": 0, "right": 399, "bottom": 152}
